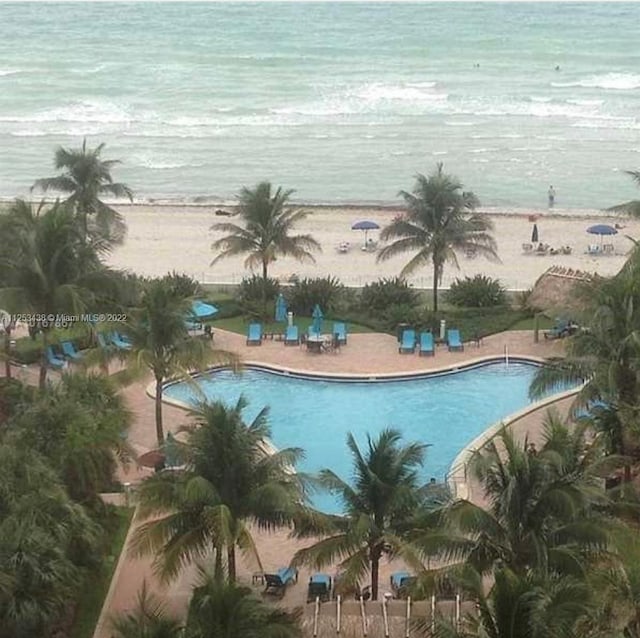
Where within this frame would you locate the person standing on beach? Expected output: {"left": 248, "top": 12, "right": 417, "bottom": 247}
{"left": 548, "top": 185, "right": 556, "bottom": 208}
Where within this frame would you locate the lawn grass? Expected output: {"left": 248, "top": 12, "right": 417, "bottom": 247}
{"left": 70, "top": 506, "right": 134, "bottom": 638}
{"left": 212, "top": 315, "right": 376, "bottom": 335}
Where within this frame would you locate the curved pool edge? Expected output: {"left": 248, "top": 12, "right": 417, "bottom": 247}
{"left": 447, "top": 385, "right": 583, "bottom": 501}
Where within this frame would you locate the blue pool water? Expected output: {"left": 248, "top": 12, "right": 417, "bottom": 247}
{"left": 164, "top": 362, "right": 541, "bottom": 513}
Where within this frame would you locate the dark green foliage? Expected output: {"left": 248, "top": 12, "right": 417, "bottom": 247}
{"left": 159, "top": 271, "right": 202, "bottom": 299}
{"left": 236, "top": 275, "right": 280, "bottom": 308}
{"left": 210, "top": 298, "right": 243, "bottom": 320}
{"left": 286, "top": 276, "right": 344, "bottom": 315}
{"left": 382, "top": 303, "right": 426, "bottom": 330}
{"left": 447, "top": 274, "right": 507, "bottom": 307}
{"left": 360, "top": 277, "right": 419, "bottom": 313}
{"left": 0, "top": 378, "right": 33, "bottom": 424}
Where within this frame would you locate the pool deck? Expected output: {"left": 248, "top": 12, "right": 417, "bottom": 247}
{"left": 94, "top": 329, "right": 570, "bottom": 637}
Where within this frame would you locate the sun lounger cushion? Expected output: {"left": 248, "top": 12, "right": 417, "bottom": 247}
{"left": 61, "top": 341, "right": 82, "bottom": 360}
{"left": 247, "top": 323, "right": 262, "bottom": 345}
{"left": 419, "top": 332, "right": 434, "bottom": 356}
{"left": 46, "top": 346, "right": 66, "bottom": 369}
{"left": 332, "top": 322, "right": 347, "bottom": 345}
{"left": 447, "top": 329, "right": 463, "bottom": 352}
{"left": 284, "top": 325, "right": 299, "bottom": 345}
{"left": 399, "top": 329, "right": 416, "bottom": 353}
{"left": 277, "top": 567, "right": 297, "bottom": 585}
{"left": 391, "top": 571, "right": 411, "bottom": 588}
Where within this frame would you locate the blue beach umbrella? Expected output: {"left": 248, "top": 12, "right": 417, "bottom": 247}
{"left": 192, "top": 300, "right": 218, "bottom": 319}
{"left": 351, "top": 220, "right": 380, "bottom": 247}
{"left": 275, "top": 293, "right": 287, "bottom": 322}
{"left": 311, "top": 304, "right": 323, "bottom": 335}
{"left": 587, "top": 224, "right": 617, "bottom": 246}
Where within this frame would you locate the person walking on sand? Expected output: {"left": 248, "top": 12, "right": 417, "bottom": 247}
{"left": 548, "top": 185, "right": 556, "bottom": 209}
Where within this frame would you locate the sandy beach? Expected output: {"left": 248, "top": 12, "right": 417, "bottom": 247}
{"left": 108, "top": 204, "right": 638, "bottom": 291}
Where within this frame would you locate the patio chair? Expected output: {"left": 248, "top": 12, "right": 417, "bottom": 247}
{"left": 264, "top": 567, "right": 298, "bottom": 599}
{"left": 46, "top": 346, "right": 66, "bottom": 370}
{"left": 61, "top": 340, "right": 83, "bottom": 361}
{"left": 332, "top": 321, "right": 347, "bottom": 345}
{"left": 587, "top": 244, "right": 601, "bottom": 255}
{"left": 399, "top": 329, "right": 416, "bottom": 354}
{"left": 246, "top": 322, "right": 262, "bottom": 346}
{"left": 544, "top": 319, "right": 570, "bottom": 340}
{"left": 390, "top": 571, "right": 415, "bottom": 599}
{"left": 111, "top": 332, "right": 132, "bottom": 350}
{"left": 447, "top": 329, "right": 464, "bottom": 352}
{"left": 284, "top": 325, "right": 299, "bottom": 345}
{"left": 307, "top": 573, "right": 332, "bottom": 603}
{"left": 418, "top": 331, "right": 434, "bottom": 356}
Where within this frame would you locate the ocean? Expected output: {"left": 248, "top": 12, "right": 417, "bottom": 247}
{"left": 1, "top": 2, "right": 640, "bottom": 209}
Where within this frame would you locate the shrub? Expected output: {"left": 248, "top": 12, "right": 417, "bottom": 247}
{"left": 360, "top": 277, "right": 419, "bottom": 314}
{"left": 382, "top": 304, "right": 427, "bottom": 331}
{"left": 286, "top": 276, "right": 344, "bottom": 315}
{"left": 159, "top": 271, "right": 202, "bottom": 298}
{"left": 236, "top": 275, "right": 280, "bottom": 306}
{"left": 447, "top": 275, "right": 506, "bottom": 308}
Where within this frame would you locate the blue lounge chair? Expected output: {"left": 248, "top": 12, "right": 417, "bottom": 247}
{"left": 46, "top": 346, "right": 66, "bottom": 369}
{"left": 390, "top": 571, "right": 415, "bottom": 599}
{"left": 307, "top": 573, "right": 332, "bottom": 603}
{"left": 96, "top": 332, "right": 111, "bottom": 349}
{"left": 111, "top": 332, "right": 132, "bottom": 350}
{"left": 246, "top": 322, "right": 262, "bottom": 345}
{"left": 447, "top": 329, "right": 464, "bottom": 352}
{"left": 284, "top": 325, "right": 299, "bottom": 345}
{"left": 264, "top": 566, "right": 298, "bottom": 598}
{"left": 332, "top": 322, "right": 347, "bottom": 345}
{"left": 418, "top": 332, "right": 434, "bottom": 356}
{"left": 544, "top": 319, "right": 575, "bottom": 340}
{"left": 184, "top": 319, "right": 202, "bottom": 332}
{"left": 61, "top": 341, "right": 83, "bottom": 361}
{"left": 399, "top": 329, "right": 416, "bottom": 354}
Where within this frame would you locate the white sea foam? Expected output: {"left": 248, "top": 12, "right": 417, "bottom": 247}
{"left": 0, "top": 100, "right": 138, "bottom": 124}
{"left": 0, "top": 69, "right": 21, "bottom": 77}
{"left": 529, "top": 96, "right": 552, "bottom": 103}
{"left": 444, "top": 121, "right": 477, "bottom": 126}
{"left": 552, "top": 72, "right": 640, "bottom": 90}
{"left": 566, "top": 98, "right": 605, "bottom": 106}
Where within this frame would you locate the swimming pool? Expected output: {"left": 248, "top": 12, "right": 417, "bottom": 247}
{"left": 164, "top": 361, "right": 544, "bottom": 513}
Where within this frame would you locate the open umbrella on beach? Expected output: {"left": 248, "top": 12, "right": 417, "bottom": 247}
{"left": 587, "top": 224, "right": 617, "bottom": 246}
{"left": 351, "top": 220, "right": 380, "bottom": 248}
{"left": 275, "top": 293, "right": 287, "bottom": 322}
{"left": 531, "top": 223, "right": 539, "bottom": 244}
{"left": 311, "top": 304, "right": 323, "bottom": 335}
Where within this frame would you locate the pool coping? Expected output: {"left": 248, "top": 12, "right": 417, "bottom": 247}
{"left": 149, "top": 354, "right": 577, "bottom": 503}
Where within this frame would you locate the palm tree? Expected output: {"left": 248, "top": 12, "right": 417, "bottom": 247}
{"left": 416, "top": 565, "right": 593, "bottom": 638}
{"left": 210, "top": 182, "right": 321, "bottom": 287}
{"left": 377, "top": 165, "right": 498, "bottom": 312}
{"left": 530, "top": 252, "right": 640, "bottom": 484}
{"left": 110, "top": 582, "right": 183, "bottom": 638}
{"left": 131, "top": 397, "right": 306, "bottom": 583}
{"left": 32, "top": 139, "right": 133, "bottom": 247}
{"left": 413, "top": 418, "right": 612, "bottom": 581}
{"left": 117, "top": 278, "right": 239, "bottom": 445}
{"left": 0, "top": 199, "right": 105, "bottom": 388}
{"left": 186, "top": 569, "right": 302, "bottom": 638}
{"left": 608, "top": 170, "right": 640, "bottom": 218}
{"left": 292, "top": 428, "right": 428, "bottom": 601}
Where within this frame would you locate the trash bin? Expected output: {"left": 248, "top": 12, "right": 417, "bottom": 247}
{"left": 396, "top": 323, "right": 410, "bottom": 343}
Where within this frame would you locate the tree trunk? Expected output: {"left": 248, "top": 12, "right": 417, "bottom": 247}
{"left": 262, "top": 260, "right": 269, "bottom": 320}
{"left": 39, "top": 330, "right": 49, "bottom": 389}
{"left": 227, "top": 546, "right": 237, "bottom": 583}
{"left": 155, "top": 377, "right": 165, "bottom": 445}
{"left": 370, "top": 544, "right": 382, "bottom": 601}
{"left": 214, "top": 547, "right": 223, "bottom": 580}
{"left": 4, "top": 328, "right": 11, "bottom": 379}
{"left": 432, "top": 263, "right": 439, "bottom": 313}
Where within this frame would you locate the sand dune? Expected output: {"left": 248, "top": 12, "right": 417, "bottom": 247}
{"left": 108, "top": 204, "right": 638, "bottom": 290}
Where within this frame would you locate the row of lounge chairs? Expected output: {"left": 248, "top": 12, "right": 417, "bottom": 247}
{"left": 46, "top": 341, "right": 83, "bottom": 369}
{"left": 97, "top": 331, "right": 132, "bottom": 350}
{"left": 399, "top": 329, "right": 464, "bottom": 355}
{"left": 247, "top": 322, "right": 348, "bottom": 346}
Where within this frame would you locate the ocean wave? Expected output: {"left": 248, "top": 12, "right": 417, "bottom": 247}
{"left": 529, "top": 96, "right": 552, "bottom": 103}
{"left": 0, "top": 69, "right": 21, "bottom": 77}
{"left": 132, "top": 155, "right": 205, "bottom": 170}
{"left": 470, "top": 147, "right": 498, "bottom": 154}
{"left": 551, "top": 72, "right": 640, "bottom": 90}
{"left": 566, "top": 98, "right": 604, "bottom": 106}
{"left": 444, "top": 120, "right": 477, "bottom": 126}
{"left": 0, "top": 99, "right": 142, "bottom": 124}
{"left": 353, "top": 83, "right": 447, "bottom": 103}
{"left": 571, "top": 118, "right": 639, "bottom": 130}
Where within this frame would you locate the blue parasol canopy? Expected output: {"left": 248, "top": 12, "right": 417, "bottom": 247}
{"left": 311, "top": 304, "right": 323, "bottom": 335}
{"left": 275, "top": 293, "right": 287, "bottom": 322}
{"left": 586, "top": 224, "right": 617, "bottom": 236}
{"left": 192, "top": 300, "right": 218, "bottom": 319}
{"left": 352, "top": 220, "right": 380, "bottom": 248}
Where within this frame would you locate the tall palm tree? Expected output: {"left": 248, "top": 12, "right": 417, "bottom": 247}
{"left": 131, "top": 397, "right": 306, "bottom": 582}
{"left": 186, "top": 569, "right": 302, "bottom": 638}
{"left": 117, "top": 279, "right": 239, "bottom": 445}
{"left": 293, "top": 428, "right": 428, "bottom": 601}
{"left": 377, "top": 165, "right": 498, "bottom": 312}
{"left": 0, "top": 200, "right": 105, "bottom": 388}
{"left": 32, "top": 139, "right": 133, "bottom": 247}
{"left": 211, "top": 182, "right": 321, "bottom": 285}
{"left": 413, "top": 418, "right": 612, "bottom": 581}
{"left": 530, "top": 251, "right": 640, "bottom": 484}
